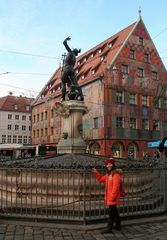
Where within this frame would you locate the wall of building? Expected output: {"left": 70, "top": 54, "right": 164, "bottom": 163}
{"left": 0, "top": 111, "right": 31, "bottom": 144}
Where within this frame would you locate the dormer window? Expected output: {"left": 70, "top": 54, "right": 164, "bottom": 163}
{"left": 26, "top": 105, "right": 30, "bottom": 111}
{"left": 14, "top": 104, "right": 18, "bottom": 110}
{"left": 84, "top": 58, "right": 87, "bottom": 62}
{"left": 98, "top": 49, "right": 102, "bottom": 54}
{"left": 92, "top": 70, "right": 95, "bottom": 75}
{"left": 130, "top": 49, "right": 135, "bottom": 59}
{"left": 81, "top": 75, "right": 85, "bottom": 79}
{"left": 109, "top": 43, "right": 112, "bottom": 48}
{"left": 101, "top": 56, "right": 104, "bottom": 61}
{"left": 139, "top": 37, "right": 144, "bottom": 46}
{"left": 144, "top": 53, "right": 150, "bottom": 63}
{"left": 91, "top": 53, "right": 94, "bottom": 58}
{"left": 76, "top": 69, "right": 79, "bottom": 74}
{"left": 152, "top": 71, "right": 158, "bottom": 81}
{"left": 77, "top": 62, "right": 80, "bottom": 65}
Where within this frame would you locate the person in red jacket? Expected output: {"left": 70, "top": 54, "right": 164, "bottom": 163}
{"left": 92, "top": 158, "right": 122, "bottom": 233}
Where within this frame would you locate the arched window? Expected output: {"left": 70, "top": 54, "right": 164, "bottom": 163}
{"left": 112, "top": 142, "right": 123, "bottom": 158}
{"left": 89, "top": 142, "right": 100, "bottom": 155}
{"left": 127, "top": 143, "right": 138, "bottom": 160}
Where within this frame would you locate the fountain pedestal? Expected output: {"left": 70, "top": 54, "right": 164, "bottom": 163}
{"left": 56, "top": 100, "right": 88, "bottom": 154}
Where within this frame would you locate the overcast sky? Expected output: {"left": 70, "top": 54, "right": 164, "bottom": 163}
{"left": 0, "top": 0, "right": 167, "bottom": 98}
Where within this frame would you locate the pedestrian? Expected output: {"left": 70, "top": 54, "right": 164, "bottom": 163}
{"left": 92, "top": 158, "right": 122, "bottom": 233}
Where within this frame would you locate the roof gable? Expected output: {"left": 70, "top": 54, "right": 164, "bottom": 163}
{"left": 34, "top": 21, "right": 136, "bottom": 105}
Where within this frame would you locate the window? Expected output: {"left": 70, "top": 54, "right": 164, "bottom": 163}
{"left": 157, "top": 99, "right": 161, "bottom": 108}
{"left": 89, "top": 142, "right": 100, "bottom": 155}
{"left": 142, "top": 119, "right": 149, "bottom": 130}
{"left": 116, "top": 117, "right": 124, "bottom": 128}
{"left": 139, "top": 37, "right": 144, "bottom": 46}
{"left": 33, "top": 115, "right": 36, "bottom": 123}
{"left": 22, "top": 115, "right": 26, "bottom": 120}
{"left": 51, "top": 127, "right": 54, "bottom": 136}
{"left": 130, "top": 49, "right": 135, "bottom": 59}
{"left": 37, "top": 129, "right": 39, "bottom": 138}
{"left": 144, "top": 53, "right": 149, "bottom": 63}
{"left": 92, "top": 70, "right": 95, "bottom": 75}
{"left": 29, "top": 126, "right": 31, "bottom": 131}
{"left": 41, "top": 112, "right": 44, "bottom": 120}
{"left": 45, "top": 111, "right": 48, "bottom": 120}
{"left": 163, "top": 121, "right": 167, "bottom": 130}
{"left": 129, "top": 93, "right": 137, "bottom": 104}
{"left": 29, "top": 116, "right": 31, "bottom": 121}
{"left": 14, "top": 104, "right": 18, "bottom": 110}
{"left": 142, "top": 96, "right": 148, "bottom": 106}
{"left": 128, "top": 143, "right": 137, "bottom": 160}
{"left": 8, "top": 114, "right": 12, "bottom": 120}
{"left": 41, "top": 129, "right": 43, "bottom": 137}
{"left": 37, "top": 114, "right": 39, "bottom": 122}
{"left": 7, "top": 135, "right": 11, "bottom": 143}
{"left": 164, "top": 99, "right": 167, "bottom": 109}
{"left": 152, "top": 71, "right": 158, "bottom": 81}
{"left": 15, "top": 125, "right": 19, "bottom": 131}
{"left": 116, "top": 91, "right": 124, "bottom": 103}
{"left": 138, "top": 68, "right": 144, "bottom": 78}
{"left": 130, "top": 118, "right": 137, "bottom": 129}
{"left": 153, "top": 120, "right": 159, "bottom": 130}
{"left": 121, "top": 64, "right": 128, "bottom": 74}
{"left": 13, "top": 135, "right": 17, "bottom": 143}
{"left": 2, "top": 135, "right": 6, "bottom": 143}
{"left": 51, "top": 109, "right": 54, "bottom": 118}
{"left": 29, "top": 136, "right": 31, "bottom": 144}
{"left": 112, "top": 142, "right": 123, "bottom": 158}
{"left": 23, "top": 136, "right": 27, "bottom": 144}
{"left": 26, "top": 105, "right": 30, "bottom": 111}
{"left": 8, "top": 124, "right": 12, "bottom": 130}
{"left": 22, "top": 125, "right": 26, "bottom": 131}
{"left": 15, "top": 115, "right": 19, "bottom": 120}
{"left": 18, "top": 136, "right": 22, "bottom": 144}
{"left": 33, "top": 130, "right": 35, "bottom": 138}
{"left": 45, "top": 128, "right": 47, "bottom": 136}
{"left": 93, "top": 117, "right": 98, "bottom": 129}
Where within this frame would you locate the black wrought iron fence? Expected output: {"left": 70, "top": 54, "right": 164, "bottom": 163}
{"left": 0, "top": 156, "right": 166, "bottom": 224}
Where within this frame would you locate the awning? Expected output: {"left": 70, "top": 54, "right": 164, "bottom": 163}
{"left": 147, "top": 140, "right": 167, "bottom": 148}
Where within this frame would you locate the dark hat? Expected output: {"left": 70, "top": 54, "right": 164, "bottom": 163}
{"left": 105, "top": 158, "right": 115, "bottom": 165}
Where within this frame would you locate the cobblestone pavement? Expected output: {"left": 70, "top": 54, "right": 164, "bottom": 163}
{"left": 0, "top": 220, "right": 167, "bottom": 240}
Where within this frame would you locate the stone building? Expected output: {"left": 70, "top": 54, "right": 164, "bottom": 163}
{"left": 32, "top": 17, "right": 167, "bottom": 159}
{"left": 0, "top": 95, "right": 34, "bottom": 145}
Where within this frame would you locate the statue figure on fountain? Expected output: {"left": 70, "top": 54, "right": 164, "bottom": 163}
{"left": 61, "top": 37, "right": 84, "bottom": 101}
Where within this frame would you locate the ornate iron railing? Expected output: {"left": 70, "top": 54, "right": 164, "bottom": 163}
{"left": 0, "top": 155, "right": 166, "bottom": 223}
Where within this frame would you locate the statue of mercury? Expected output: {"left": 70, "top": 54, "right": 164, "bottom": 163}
{"left": 61, "top": 36, "right": 84, "bottom": 101}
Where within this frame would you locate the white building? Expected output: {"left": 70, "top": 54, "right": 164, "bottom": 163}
{"left": 0, "top": 95, "right": 34, "bottom": 145}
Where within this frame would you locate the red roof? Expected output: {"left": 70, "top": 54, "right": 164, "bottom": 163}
{"left": 33, "top": 21, "right": 137, "bottom": 106}
{"left": 0, "top": 95, "right": 34, "bottom": 113}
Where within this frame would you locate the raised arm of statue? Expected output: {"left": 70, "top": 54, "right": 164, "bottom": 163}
{"left": 63, "top": 36, "right": 72, "bottom": 52}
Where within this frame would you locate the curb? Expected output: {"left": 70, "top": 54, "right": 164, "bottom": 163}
{"left": 0, "top": 214, "right": 167, "bottom": 231}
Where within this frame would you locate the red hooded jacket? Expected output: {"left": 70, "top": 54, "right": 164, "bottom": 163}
{"left": 94, "top": 169, "right": 122, "bottom": 206}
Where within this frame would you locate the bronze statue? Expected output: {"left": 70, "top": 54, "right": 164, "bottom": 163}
{"left": 61, "top": 37, "right": 84, "bottom": 101}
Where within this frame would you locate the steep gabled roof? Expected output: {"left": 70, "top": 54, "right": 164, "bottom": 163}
{"left": 33, "top": 21, "right": 138, "bottom": 105}
{"left": 0, "top": 95, "right": 34, "bottom": 113}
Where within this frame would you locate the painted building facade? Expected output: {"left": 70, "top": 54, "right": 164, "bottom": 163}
{"left": 32, "top": 17, "right": 167, "bottom": 159}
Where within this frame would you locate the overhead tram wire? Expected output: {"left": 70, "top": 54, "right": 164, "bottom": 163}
{"left": 0, "top": 49, "right": 61, "bottom": 60}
